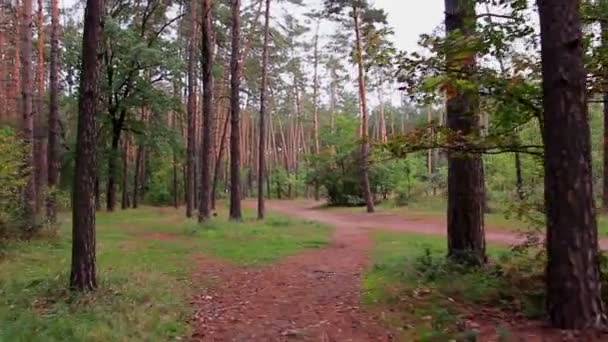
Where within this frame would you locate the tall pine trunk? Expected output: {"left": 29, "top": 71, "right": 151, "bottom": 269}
{"left": 538, "top": 0, "right": 606, "bottom": 329}
{"left": 185, "top": 0, "right": 197, "bottom": 218}
{"left": 445, "top": 0, "right": 486, "bottom": 264}
{"left": 257, "top": 0, "right": 270, "bottom": 219}
{"left": 21, "top": 0, "right": 37, "bottom": 230}
{"left": 198, "top": 0, "right": 215, "bottom": 222}
{"left": 106, "top": 123, "right": 121, "bottom": 212}
{"left": 34, "top": 0, "right": 46, "bottom": 214}
{"left": 228, "top": 0, "right": 242, "bottom": 220}
{"left": 71, "top": 0, "right": 102, "bottom": 291}
{"left": 12, "top": 0, "right": 21, "bottom": 122}
{"left": 120, "top": 136, "right": 129, "bottom": 210}
{"left": 212, "top": 110, "right": 230, "bottom": 210}
{"left": 353, "top": 6, "right": 374, "bottom": 213}
{"left": 47, "top": 0, "right": 60, "bottom": 224}
{"left": 312, "top": 21, "right": 321, "bottom": 201}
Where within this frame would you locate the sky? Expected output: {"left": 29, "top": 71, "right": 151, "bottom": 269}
{"left": 63, "top": 0, "right": 446, "bottom": 55}
{"left": 374, "top": 0, "right": 444, "bottom": 52}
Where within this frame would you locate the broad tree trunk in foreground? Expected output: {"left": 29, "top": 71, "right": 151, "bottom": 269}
{"left": 257, "top": 0, "right": 271, "bottom": 220}
{"left": 228, "top": 0, "right": 242, "bottom": 220}
{"left": 21, "top": 0, "right": 37, "bottom": 230}
{"left": 71, "top": 0, "right": 102, "bottom": 291}
{"left": 538, "top": 0, "right": 606, "bottom": 329}
{"left": 47, "top": 0, "right": 60, "bottom": 224}
{"left": 353, "top": 6, "right": 374, "bottom": 213}
{"left": 199, "top": 0, "right": 215, "bottom": 222}
{"left": 445, "top": 0, "right": 486, "bottom": 264}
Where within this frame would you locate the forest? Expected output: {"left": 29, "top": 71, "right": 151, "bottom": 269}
{"left": 1, "top": 0, "right": 608, "bottom": 340}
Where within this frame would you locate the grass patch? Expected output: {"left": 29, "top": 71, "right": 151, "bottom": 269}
{"left": 0, "top": 206, "right": 332, "bottom": 341}
{"left": 363, "top": 231, "right": 544, "bottom": 341}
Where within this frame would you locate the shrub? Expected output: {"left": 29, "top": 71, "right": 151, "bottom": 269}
{"left": 0, "top": 127, "right": 27, "bottom": 238}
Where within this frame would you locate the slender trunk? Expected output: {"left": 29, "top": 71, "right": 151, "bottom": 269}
{"left": 71, "top": 0, "right": 102, "bottom": 291}
{"left": 228, "top": 0, "right": 242, "bottom": 220}
{"left": 353, "top": 6, "right": 374, "bottom": 213}
{"left": 602, "top": 14, "right": 608, "bottom": 211}
{"left": 329, "top": 69, "right": 337, "bottom": 132}
{"left": 257, "top": 0, "right": 271, "bottom": 219}
{"left": 212, "top": 109, "right": 230, "bottom": 210}
{"left": 94, "top": 176, "right": 100, "bottom": 211}
{"left": 538, "top": 0, "right": 606, "bottom": 329}
{"left": 312, "top": 21, "right": 321, "bottom": 201}
{"left": 185, "top": 0, "right": 197, "bottom": 217}
{"left": 12, "top": 0, "right": 21, "bottom": 122}
{"left": 132, "top": 108, "right": 145, "bottom": 208}
{"left": 515, "top": 152, "right": 524, "bottom": 201}
{"left": 0, "top": 20, "right": 5, "bottom": 121}
{"left": 21, "top": 0, "right": 37, "bottom": 229}
{"left": 445, "top": 0, "right": 486, "bottom": 264}
{"left": 121, "top": 136, "right": 129, "bottom": 210}
{"left": 47, "top": 0, "right": 60, "bottom": 223}
{"left": 34, "top": 0, "right": 46, "bottom": 214}
{"left": 133, "top": 143, "right": 143, "bottom": 208}
{"left": 199, "top": 0, "right": 215, "bottom": 222}
{"left": 106, "top": 123, "right": 120, "bottom": 212}
{"left": 378, "top": 86, "right": 387, "bottom": 143}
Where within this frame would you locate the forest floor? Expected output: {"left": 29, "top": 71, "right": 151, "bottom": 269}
{"left": 190, "top": 200, "right": 596, "bottom": 341}
{"left": 2, "top": 201, "right": 606, "bottom": 341}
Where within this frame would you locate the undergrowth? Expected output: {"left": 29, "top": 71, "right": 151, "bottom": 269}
{"left": 363, "top": 231, "right": 551, "bottom": 341}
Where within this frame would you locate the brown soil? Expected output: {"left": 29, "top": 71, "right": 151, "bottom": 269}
{"left": 190, "top": 200, "right": 605, "bottom": 341}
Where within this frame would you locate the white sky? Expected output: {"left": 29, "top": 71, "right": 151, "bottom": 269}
{"left": 374, "top": 0, "right": 444, "bottom": 52}
{"left": 63, "top": 0, "right": 446, "bottom": 55}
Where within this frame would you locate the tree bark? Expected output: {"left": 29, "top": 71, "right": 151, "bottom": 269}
{"left": 229, "top": 0, "right": 242, "bottom": 220}
{"left": 12, "top": 0, "right": 21, "bottom": 122}
{"left": 21, "top": 0, "right": 37, "bottom": 229}
{"left": 538, "top": 0, "right": 607, "bottom": 329}
{"left": 34, "top": 0, "right": 46, "bottom": 214}
{"left": 47, "top": 0, "right": 60, "bottom": 224}
{"left": 256, "top": 0, "right": 271, "bottom": 219}
{"left": 198, "top": 0, "right": 215, "bottom": 222}
{"left": 445, "top": 0, "right": 486, "bottom": 264}
{"left": 106, "top": 123, "right": 121, "bottom": 212}
{"left": 312, "top": 21, "right": 321, "bottom": 201}
{"left": 212, "top": 109, "right": 230, "bottom": 210}
{"left": 353, "top": 6, "right": 374, "bottom": 213}
{"left": 71, "top": 0, "right": 102, "bottom": 291}
{"left": 515, "top": 152, "right": 524, "bottom": 201}
{"left": 120, "top": 136, "right": 129, "bottom": 210}
{"left": 0, "top": 18, "right": 5, "bottom": 121}
{"left": 185, "top": 0, "right": 197, "bottom": 218}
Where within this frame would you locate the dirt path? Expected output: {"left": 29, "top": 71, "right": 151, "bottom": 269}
{"left": 189, "top": 200, "right": 604, "bottom": 341}
{"left": 191, "top": 200, "right": 393, "bottom": 341}
{"left": 262, "top": 200, "right": 608, "bottom": 250}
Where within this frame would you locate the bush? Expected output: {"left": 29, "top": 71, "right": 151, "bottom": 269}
{"left": 0, "top": 127, "right": 27, "bottom": 238}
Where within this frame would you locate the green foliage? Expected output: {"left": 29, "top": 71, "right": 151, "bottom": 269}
{"left": 0, "top": 207, "right": 333, "bottom": 340}
{"left": 0, "top": 127, "right": 28, "bottom": 238}
{"left": 362, "top": 231, "right": 550, "bottom": 339}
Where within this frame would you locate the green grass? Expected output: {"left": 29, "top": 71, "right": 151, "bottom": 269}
{"left": 363, "top": 231, "right": 539, "bottom": 341}
{"left": 0, "top": 206, "right": 332, "bottom": 341}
